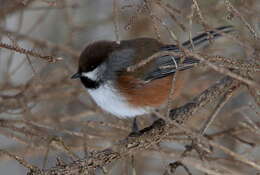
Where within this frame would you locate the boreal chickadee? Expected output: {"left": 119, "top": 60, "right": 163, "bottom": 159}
{"left": 72, "top": 26, "right": 233, "bottom": 118}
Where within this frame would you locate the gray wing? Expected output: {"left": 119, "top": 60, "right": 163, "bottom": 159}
{"left": 143, "top": 56, "right": 198, "bottom": 82}
{"left": 102, "top": 48, "right": 135, "bottom": 81}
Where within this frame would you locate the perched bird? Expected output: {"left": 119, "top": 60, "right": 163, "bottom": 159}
{"left": 72, "top": 26, "right": 233, "bottom": 118}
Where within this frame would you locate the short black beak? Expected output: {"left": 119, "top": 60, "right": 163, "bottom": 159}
{"left": 71, "top": 72, "right": 81, "bottom": 79}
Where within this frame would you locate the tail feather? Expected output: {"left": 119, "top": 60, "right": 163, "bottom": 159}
{"left": 161, "top": 25, "right": 234, "bottom": 51}
{"left": 144, "top": 26, "right": 234, "bottom": 82}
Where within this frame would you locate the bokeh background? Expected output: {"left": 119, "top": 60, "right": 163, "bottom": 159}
{"left": 0, "top": 0, "right": 259, "bottom": 174}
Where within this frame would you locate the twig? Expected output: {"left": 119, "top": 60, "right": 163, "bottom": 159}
{"left": 224, "top": 0, "right": 259, "bottom": 40}
{"left": 199, "top": 84, "right": 239, "bottom": 135}
{"left": 113, "top": 0, "right": 120, "bottom": 43}
{"left": 27, "top": 76, "right": 238, "bottom": 175}
{"left": 186, "top": 51, "right": 260, "bottom": 89}
{"left": 209, "top": 140, "right": 260, "bottom": 170}
{"left": 191, "top": 0, "right": 209, "bottom": 29}
{"left": 0, "top": 27, "right": 80, "bottom": 58}
{"left": 166, "top": 56, "right": 180, "bottom": 120}
{"left": 0, "top": 149, "right": 38, "bottom": 171}
{"left": 0, "top": 41, "right": 62, "bottom": 63}
{"left": 127, "top": 51, "right": 260, "bottom": 88}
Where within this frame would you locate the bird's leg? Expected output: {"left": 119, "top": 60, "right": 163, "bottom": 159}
{"left": 132, "top": 117, "right": 139, "bottom": 133}
{"left": 129, "top": 117, "right": 141, "bottom": 136}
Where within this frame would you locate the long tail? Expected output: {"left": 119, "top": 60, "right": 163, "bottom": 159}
{"left": 161, "top": 25, "right": 234, "bottom": 51}
{"left": 147, "top": 26, "right": 235, "bottom": 81}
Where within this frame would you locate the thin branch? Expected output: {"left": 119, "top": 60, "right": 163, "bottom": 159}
{"left": 113, "top": 0, "right": 120, "bottom": 43}
{"left": 224, "top": 0, "right": 259, "bottom": 40}
{"left": 27, "top": 76, "right": 238, "bottom": 175}
{"left": 0, "top": 41, "right": 62, "bottom": 63}
{"left": 199, "top": 84, "right": 239, "bottom": 135}
{"left": 0, "top": 27, "right": 80, "bottom": 58}
{"left": 0, "top": 149, "right": 38, "bottom": 171}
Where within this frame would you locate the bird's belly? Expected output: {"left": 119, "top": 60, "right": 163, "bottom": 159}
{"left": 87, "top": 83, "right": 149, "bottom": 118}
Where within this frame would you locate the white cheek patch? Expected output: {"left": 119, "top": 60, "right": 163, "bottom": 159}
{"left": 82, "top": 68, "right": 99, "bottom": 81}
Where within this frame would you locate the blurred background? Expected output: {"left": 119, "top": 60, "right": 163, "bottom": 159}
{"left": 0, "top": 0, "right": 259, "bottom": 174}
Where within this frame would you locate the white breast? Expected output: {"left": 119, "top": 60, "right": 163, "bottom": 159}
{"left": 87, "top": 82, "right": 149, "bottom": 118}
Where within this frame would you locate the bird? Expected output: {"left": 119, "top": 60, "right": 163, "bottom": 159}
{"left": 71, "top": 26, "right": 234, "bottom": 118}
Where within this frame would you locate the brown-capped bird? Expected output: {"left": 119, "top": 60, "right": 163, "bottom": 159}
{"left": 72, "top": 26, "right": 233, "bottom": 118}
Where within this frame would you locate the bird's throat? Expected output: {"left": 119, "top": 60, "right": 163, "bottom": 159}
{"left": 80, "top": 77, "right": 100, "bottom": 89}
